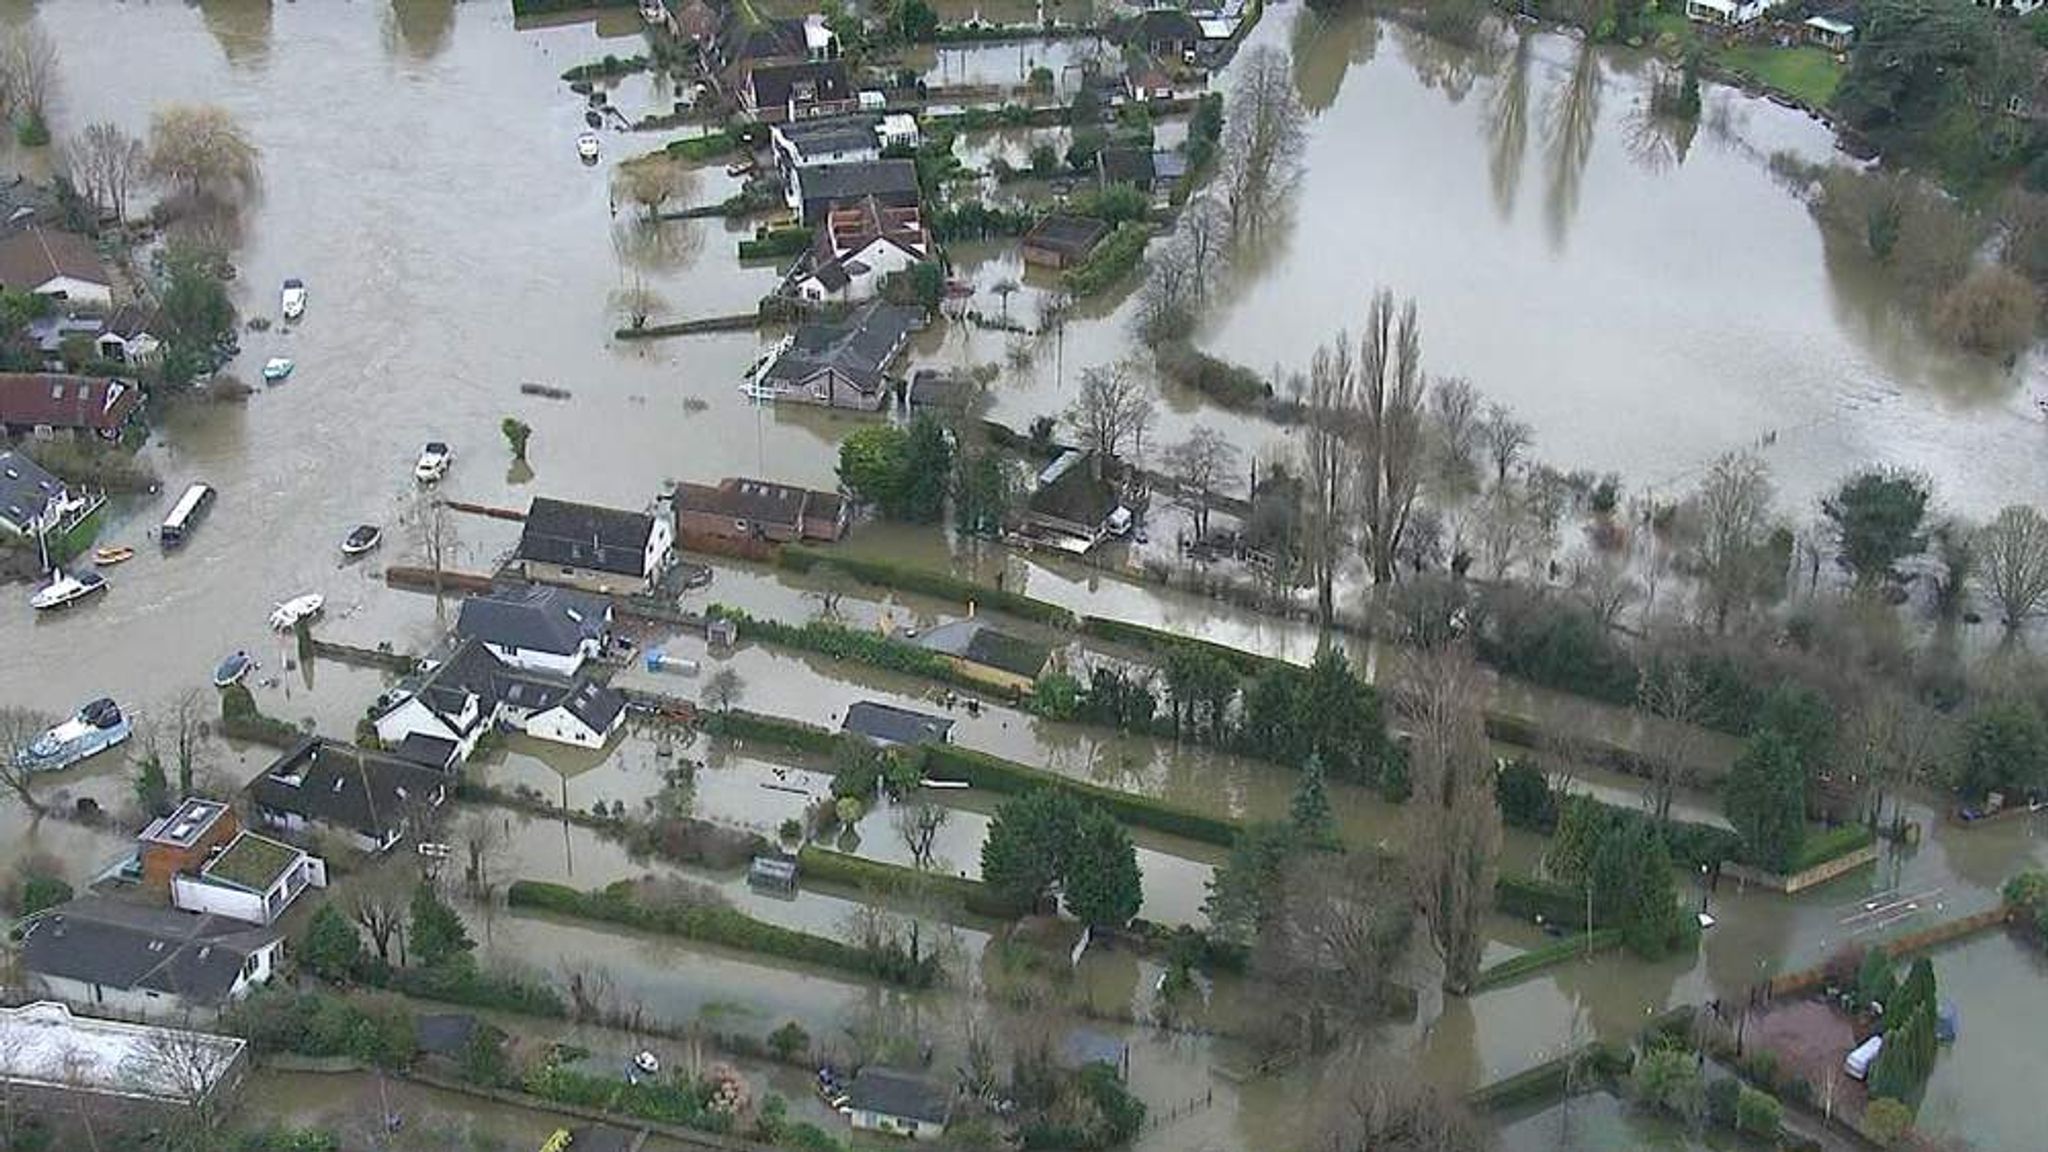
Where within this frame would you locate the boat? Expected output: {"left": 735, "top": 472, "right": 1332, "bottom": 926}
{"left": 269, "top": 592, "right": 324, "bottom": 631}
{"left": 213, "top": 650, "right": 255, "bottom": 688}
{"left": 29, "top": 569, "right": 106, "bottom": 611}
{"left": 14, "top": 698, "right": 131, "bottom": 772}
{"left": 91, "top": 546, "right": 134, "bottom": 566}
{"left": 724, "top": 161, "right": 753, "bottom": 178}
{"left": 577, "top": 133, "right": 601, "bottom": 162}
{"left": 341, "top": 524, "right": 383, "bottom": 556}
{"left": 281, "top": 278, "right": 307, "bottom": 320}
{"left": 262, "top": 357, "right": 295, "bottom": 382}
{"left": 414, "top": 441, "right": 452, "bottom": 483}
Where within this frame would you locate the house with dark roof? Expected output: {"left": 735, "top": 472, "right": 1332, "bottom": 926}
{"left": 794, "top": 196, "right": 930, "bottom": 304}
{"left": 503, "top": 671, "right": 628, "bottom": 750}
{"left": 168, "top": 830, "right": 327, "bottom": 927}
{"left": 95, "top": 302, "right": 162, "bottom": 366}
{"left": 371, "top": 639, "right": 628, "bottom": 761}
{"left": 0, "top": 226, "right": 111, "bottom": 307}
{"left": 794, "top": 158, "right": 920, "bottom": 226}
{"left": 745, "top": 58, "right": 856, "bottom": 124}
{"left": 1021, "top": 215, "right": 1110, "bottom": 269}
{"left": 1096, "top": 146, "right": 1157, "bottom": 190}
{"left": 18, "top": 897, "right": 283, "bottom": 1020}
{"left": 1024, "top": 450, "right": 1131, "bottom": 553}
{"left": 750, "top": 301, "right": 920, "bottom": 411}
{"left": 906, "top": 369, "right": 977, "bottom": 413}
{"left": 0, "top": 449, "right": 76, "bottom": 538}
{"left": 674, "top": 476, "right": 850, "bottom": 543}
{"left": 455, "top": 584, "right": 612, "bottom": 676}
{"left": 512, "top": 496, "right": 675, "bottom": 595}
{"left": 843, "top": 701, "right": 954, "bottom": 747}
{"left": 771, "top": 115, "right": 882, "bottom": 208}
{"left": 916, "top": 619, "right": 1053, "bottom": 693}
{"left": 0, "top": 373, "right": 141, "bottom": 441}
{"left": 1125, "top": 7, "right": 1202, "bottom": 61}
{"left": 247, "top": 737, "right": 450, "bottom": 854}
{"left": 844, "top": 1066, "right": 954, "bottom": 1140}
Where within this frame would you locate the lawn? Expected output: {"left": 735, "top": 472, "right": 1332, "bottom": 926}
{"left": 1715, "top": 43, "right": 1843, "bottom": 108}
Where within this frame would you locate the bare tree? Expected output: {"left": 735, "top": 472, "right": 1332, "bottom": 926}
{"left": 1306, "top": 1052, "right": 1495, "bottom": 1152}
{"left": 1179, "top": 194, "right": 1229, "bottom": 299}
{"left": 1688, "top": 452, "right": 1778, "bottom": 634}
{"left": 1354, "top": 289, "right": 1430, "bottom": 588}
{"left": 1568, "top": 547, "right": 1638, "bottom": 631}
{"left": 458, "top": 808, "right": 510, "bottom": 903}
{"left": 413, "top": 494, "right": 457, "bottom": 622}
{"left": 2, "top": 26, "right": 57, "bottom": 135}
{"left": 1064, "top": 362, "right": 1154, "bottom": 478}
{"left": 1636, "top": 652, "right": 1706, "bottom": 825}
{"left": 1301, "top": 339, "right": 1355, "bottom": 625}
{"left": 611, "top": 275, "right": 667, "bottom": 331}
{"left": 1134, "top": 237, "right": 1197, "bottom": 347}
{"left": 68, "top": 122, "right": 145, "bottom": 223}
{"left": 702, "top": 666, "right": 745, "bottom": 713}
{"left": 147, "top": 688, "right": 209, "bottom": 797}
{"left": 136, "top": 1018, "right": 242, "bottom": 1143}
{"left": 349, "top": 866, "right": 411, "bottom": 966}
{"left": 1162, "top": 427, "right": 1239, "bottom": 542}
{"left": 1473, "top": 482, "right": 1538, "bottom": 581}
{"left": 1429, "top": 375, "right": 1483, "bottom": 494}
{"left": 613, "top": 156, "right": 694, "bottom": 221}
{"left": 1398, "top": 643, "right": 1500, "bottom": 994}
{"left": 0, "top": 708, "right": 56, "bottom": 816}
{"left": 147, "top": 103, "right": 261, "bottom": 203}
{"left": 1219, "top": 44, "right": 1306, "bottom": 234}
{"left": 1838, "top": 680, "right": 1943, "bottom": 829}
{"left": 892, "top": 801, "right": 949, "bottom": 872}
{"left": 1250, "top": 851, "right": 1409, "bottom": 1055}
{"left": 1479, "top": 400, "right": 1532, "bottom": 485}
{"left": 1975, "top": 504, "right": 2048, "bottom": 632}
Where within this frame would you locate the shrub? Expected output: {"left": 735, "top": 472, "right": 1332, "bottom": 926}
{"left": 1705, "top": 1076, "right": 1742, "bottom": 1128}
{"left": 738, "top": 226, "right": 814, "bottom": 260}
{"left": 1632, "top": 1046, "right": 1703, "bottom": 1121}
{"left": 768, "top": 1020, "right": 810, "bottom": 1062}
{"left": 1154, "top": 342, "right": 1270, "bottom": 409}
{"left": 703, "top": 708, "right": 839, "bottom": 755}
{"left": 1863, "top": 1096, "right": 1915, "bottom": 1146}
{"left": 1467, "top": 929, "right": 1623, "bottom": 991}
{"left": 16, "top": 873, "right": 70, "bottom": 917}
{"left": 1061, "top": 221, "right": 1150, "bottom": 297}
{"left": 220, "top": 682, "right": 304, "bottom": 747}
{"left": 1733, "top": 1086, "right": 1782, "bottom": 1137}
{"left": 1494, "top": 759, "right": 1557, "bottom": 830}
{"left": 1788, "top": 823, "right": 1876, "bottom": 874}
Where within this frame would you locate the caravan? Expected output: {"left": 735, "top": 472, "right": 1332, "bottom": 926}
{"left": 1844, "top": 1035, "right": 1884, "bottom": 1081}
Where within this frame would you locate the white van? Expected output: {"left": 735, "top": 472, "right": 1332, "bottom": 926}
{"left": 1844, "top": 1035, "right": 1884, "bottom": 1081}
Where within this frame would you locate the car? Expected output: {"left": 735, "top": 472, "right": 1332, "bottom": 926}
{"left": 414, "top": 441, "right": 453, "bottom": 483}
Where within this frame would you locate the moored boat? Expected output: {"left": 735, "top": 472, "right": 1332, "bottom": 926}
{"left": 281, "top": 278, "right": 307, "bottom": 320}
{"left": 29, "top": 570, "right": 106, "bottom": 611}
{"left": 91, "top": 546, "right": 134, "bottom": 566}
{"left": 14, "top": 698, "right": 131, "bottom": 772}
{"left": 341, "top": 524, "right": 383, "bottom": 556}
{"left": 262, "top": 357, "right": 295, "bottom": 382}
{"left": 213, "top": 650, "right": 255, "bottom": 688}
{"left": 577, "top": 133, "right": 601, "bottom": 162}
{"left": 269, "top": 593, "right": 324, "bottom": 631}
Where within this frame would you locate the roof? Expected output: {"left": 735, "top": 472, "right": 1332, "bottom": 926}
{"left": 408, "top": 638, "right": 511, "bottom": 728}
{"left": 844, "top": 701, "right": 955, "bottom": 746}
{"left": 726, "top": 15, "right": 814, "bottom": 64}
{"left": 455, "top": 584, "right": 610, "bottom": 658}
{"left": 0, "top": 449, "right": 64, "bottom": 528}
{"left": 0, "top": 1002, "right": 245, "bottom": 1104}
{"left": 774, "top": 114, "right": 879, "bottom": 157}
{"left": 1804, "top": 15, "right": 1853, "bottom": 34}
{"left": 1027, "top": 451, "right": 1121, "bottom": 528}
{"left": 0, "top": 373, "right": 141, "bottom": 432}
{"left": 103, "top": 301, "right": 157, "bottom": 339}
{"left": 552, "top": 677, "right": 627, "bottom": 734}
{"left": 797, "top": 159, "right": 920, "bottom": 222}
{"left": 516, "top": 497, "right": 656, "bottom": 578}
{"left": 415, "top": 1013, "right": 480, "bottom": 1058}
{"left": 139, "top": 797, "right": 232, "bottom": 850}
{"left": 1022, "top": 214, "right": 1109, "bottom": 258}
{"left": 496, "top": 667, "right": 574, "bottom": 714}
{"left": 391, "top": 732, "right": 459, "bottom": 770}
{"left": 916, "top": 619, "right": 1052, "bottom": 679}
{"left": 762, "top": 301, "right": 920, "bottom": 396}
{"left": 19, "top": 897, "right": 279, "bottom": 1006}
{"left": 675, "top": 476, "right": 815, "bottom": 529}
{"left": 750, "top": 59, "right": 852, "bottom": 111}
{"left": 201, "top": 831, "right": 303, "bottom": 892}
{"left": 247, "top": 737, "right": 450, "bottom": 841}
{"left": 1130, "top": 7, "right": 1202, "bottom": 44}
{"left": 1098, "top": 147, "right": 1156, "bottom": 186}
{"left": 0, "top": 226, "right": 109, "bottom": 290}
{"left": 907, "top": 370, "right": 974, "bottom": 410}
{"left": 846, "top": 1066, "right": 953, "bottom": 1125}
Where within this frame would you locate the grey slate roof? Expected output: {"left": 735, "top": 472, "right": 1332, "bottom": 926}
{"left": 409, "top": 638, "right": 510, "bottom": 730}
{"left": 560, "top": 678, "right": 627, "bottom": 734}
{"left": 391, "top": 732, "right": 459, "bottom": 771}
{"left": 750, "top": 59, "right": 851, "bottom": 112}
{"left": 19, "top": 897, "right": 277, "bottom": 1006}
{"left": 0, "top": 449, "right": 64, "bottom": 531}
{"left": 762, "top": 301, "right": 920, "bottom": 395}
{"left": 843, "top": 701, "right": 954, "bottom": 747}
{"left": 1098, "top": 146, "right": 1156, "bottom": 187}
{"left": 1022, "top": 214, "right": 1109, "bottom": 259}
{"left": 455, "top": 584, "right": 609, "bottom": 658}
{"left": 776, "top": 114, "right": 879, "bottom": 158}
{"left": 846, "top": 1066, "right": 954, "bottom": 1125}
{"left": 247, "top": 737, "right": 450, "bottom": 841}
{"left": 516, "top": 497, "right": 655, "bottom": 579}
{"left": 916, "top": 619, "right": 1052, "bottom": 679}
{"left": 797, "top": 159, "right": 919, "bottom": 224}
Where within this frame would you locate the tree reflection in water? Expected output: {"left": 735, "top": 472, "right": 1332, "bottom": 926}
{"left": 1542, "top": 39, "right": 1604, "bottom": 252}
{"left": 1487, "top": 32, "right": 1535, "bottom": 220}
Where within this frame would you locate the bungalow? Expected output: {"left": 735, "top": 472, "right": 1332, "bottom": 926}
{"left": 1125, "top": 8, "right": 1202, "bottom": 61}
{"left": 247, "top": 737, "right": 451, "bottom": 854}
{"left": 0, "top": 1002, "right": 248, "bottom": 1115}
{"left": 750, "top": 301, "right": 920, "bottom": 411}
{"left": 745, "top": 58, "right": 857, "bottom": 124}
{"left": 1023, "top": 450, "right": 1131, "bottom": 553}
{"left": 1021, "top": 215, "right": 1109, "bottom": 270}
{"left": 771, "top": 115, "right": 882, "bottom": 209}
{"left": 1683, "top": 0, "right": 1776, "bottom": 25}
{"left": 95, "top": 303, "right": 162, "bottom": 366}
{"left": 0, "top": 226, "right": 112, "bottom": 307}
{"left": 455, "top": 584, "right": 612, "bottom": 676}
{"left": 0, "top": 373, "right": 141, "bottom": 441}
{"left": 794, "top": 196, "right": 930, "bottom": 304}
{"left": 916, "top": 619, "right": 1052, "bottom": 693}
{"left": 169, "top": 830, "right": 327, "bottom": 928}
{"left": 844, "top": 1067, "right": 954, "bottom": 1141}
{"left": 795, "top": 158, "right": 921, "bottom": 227}
{"left": 370, "top": 638, "right": 508, "bottom": 764}
{"left": 18, "top": 897, "right": 282, "bottom": 1020}
{"left": 674, "top": 476, "right": 851, "bottom": 543}
{"left": 512, "top": 496, "right": 675, "bottom": 595}
{"left": 0, "top": 449, "right": 78, "bottom": 538}
{"left": 843, "top": 701, "right": 954, "bottom": 747}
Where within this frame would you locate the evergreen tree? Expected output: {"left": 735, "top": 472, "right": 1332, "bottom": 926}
{"left": 299, "top": 903, "right": 364, "bottom": 981}
{"left": 898, "top": 414, "right": 953, "bottom": 523}
{"left": 134, "top": 755, "right": 171, "bottom": 817}
{"left": 1202, "top": 821, "right": 1298, "bottom": 948}
{"left": 1289, "top": 754, "right": 1335, "bottom": 846}
{"left": 980, "top": 789, "right": 1080, "bottom": 911}
{"left": 1726, "top": 727, "right": 1808, "bottom": 872}
{"left": 1546, "top": 796, "right": 1611, "bottom": 887}
{"left": 407, "top": 882, "right": 474, "bottom": 970}
{"left": 1063, "top": 808, "right": 1142, "bottom": 928}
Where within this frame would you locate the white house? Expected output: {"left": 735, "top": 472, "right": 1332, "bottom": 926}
{"left": 845, "top": 1067, "right": 954, "bottom": 1141}
{"left": 1684, "top": 0, "right": 1775, "bottom": 24}
{"left": 0, "top": 1002, "right": 248, "bottom": 1111}
{"left": 18, "top": 898, "right": 282, "bottom": 1021}
{"left": 770, "top": 115, "right": 882, "bottom": 210}
{"left": 517, "top": 677, "right": 629, "bottom": 749}
{"left": 170, "top": 830, "right": 327, "bottom": 927}
{"left": 94, "top": 303, "right": 162, "bottom": 366}
{"left": 795, "top": 196, "right": 929, "bottom": 304}
{"left": 372, "top": 639, "right": 507, "bottom": 764}
{"left": 454, "top": 584, "right": 612, "bottom": 676}
{"left": 512, "top": 496, "right": 674, "bottom": 596}
{"left": 0, "top": 227, "right": 112, "bottom": 307}
{"left": 0, "top": 449, "right": 78, "bottom": 538}
{"left": 247, "top": 737, "right": 451, "bottom": 854}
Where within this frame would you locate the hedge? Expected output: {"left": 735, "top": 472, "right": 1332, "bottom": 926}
{"left": 1467, "top": 1041, "right": 1632, "bottom": 1112}
{"left": 1468, "top": 929, "right": 1625, "bottom": 993}
{"left": 508, "top": 879, "right": 936, "bottom": 986}
{"left": 220, "top": 684, "right": 305, "bottom": 748}
{"left": 525, "top": 1064, "right": 727, "bottom": 1133}
{"left": 1786, "top": 823, "right": 1876, "bottom": 875}
{"left": 738, "top": 226, "right": 814, "bottom": 261}
{"left": 796, "top": 845, "right": 1024, "bottom": 919}
{"left": 1155, "top": 342, "right": 1270, "bottom": 410}
{"left": 703, "top": 708, "right": 840, "bottom": 755}
{"left": 664, "top": 130, "right": 738, "bottom": 162}
{"left": 1061, "top": 221, "right": 1151, "bottom": 297}
{"left": 779, "top": 545, "right": 1078, "bottom": 627}
{"left": 560, "top": 54, "right": 649, "bottom": 82}
{"left": 916, "top": 743, "right": 1239, "bottom": 847}
{"left": 705, "top": 604, "right": 997, "bottom": 696}
{"left": 1077, "top": 614, "right": 1275, "bottom": 679}
{"left": 1495, "top": 873, "right": 1597, "bottom": 928}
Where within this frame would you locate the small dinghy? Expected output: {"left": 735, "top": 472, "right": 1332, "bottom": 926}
{"left": 262, "top": 357, "right": 295, "bottom": 382}
{"left": 281, "top": 278, "right": 307, "bottom": 320}
{"left": 91, "top": 545, "right": 134, "bottom": 566}
{"left": 577, "top": 132, "right": 601, "bottom": 162}
{"left": 341, "top": 524, "right": 383, "bottom": 556}
{"left": 213, "top": 650, "right": 255, "bottom": 688}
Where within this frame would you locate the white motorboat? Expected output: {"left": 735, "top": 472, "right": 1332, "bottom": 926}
{"left": 269, "top": 592, "right": 324, "bottom": 631}
{"left": 414, "top": 441, "right": 453, "bottom": 483}
{"left": 577, "top": 133, "right": 601, "bottom": 162}
{"left": 29, "top": 569, "right": 106, "bottom": 611}
{"left": 281, "top": 278, "right": 307, "bottom": 320}
{"left": 262, "top": 357, "right": 295, "bottom": 382}
{"left": 14, "top": 698, "right": 130, "bottom": 772}
{"left": 341, "top": 524, "right": 383, "bottom": 556}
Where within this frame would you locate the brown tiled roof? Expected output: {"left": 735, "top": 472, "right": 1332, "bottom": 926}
{"left": 0, "top": 226, "right": 108, "bottom": 290}
{"left": 0, "top": 373, "right": 140, "bottom": 432}
{"left": 676, "top": 477, "right": 838, "bottom": 529}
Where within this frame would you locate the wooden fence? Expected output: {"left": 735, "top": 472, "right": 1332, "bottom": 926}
{"left": 1767, "top": 906, "right": 2013, "bottom": 1000}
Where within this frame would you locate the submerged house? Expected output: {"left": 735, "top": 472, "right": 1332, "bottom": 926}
{"left": 794, "top": 158, "right": 920, "bottom": 227}
{"left": 371, "top": 638, "right": 628, "bottom": 760}
{"left": 842, "top": 701, "right": 954, "bottom": 747}
{"left": 511, "top": 496, "right": 675, "bottom": 596}
{"left": 844, "top": 1067, "right": 954, "bottom": 1141}
{"left": 18, "top": 897, "right": 282, "bottom": 1020}
{"left": 454, "top": 584, "right": 612, "bottom": 676}
{"left": 673, "top": 476, "right": 850, "bottom": 543}
{"left": 917, "top": 619, "right": 1052, "bottom": 694}
{"left": 1021, "top": 215, "right": 1109, "bottom": 270}
{"left": 1022, "top": 450, "right": 1131, "bottom": 553}
{"left": 247, "top": 737, "right": 451, "bottom": 854}
{"left": 749, "top": 302, "right": 919, "bottom": 411}
{"left": 0, "top": 373, "right": 141, "bottom": 441}
{"left": 793, "top": 196, "right": 930, "bottom": 304}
